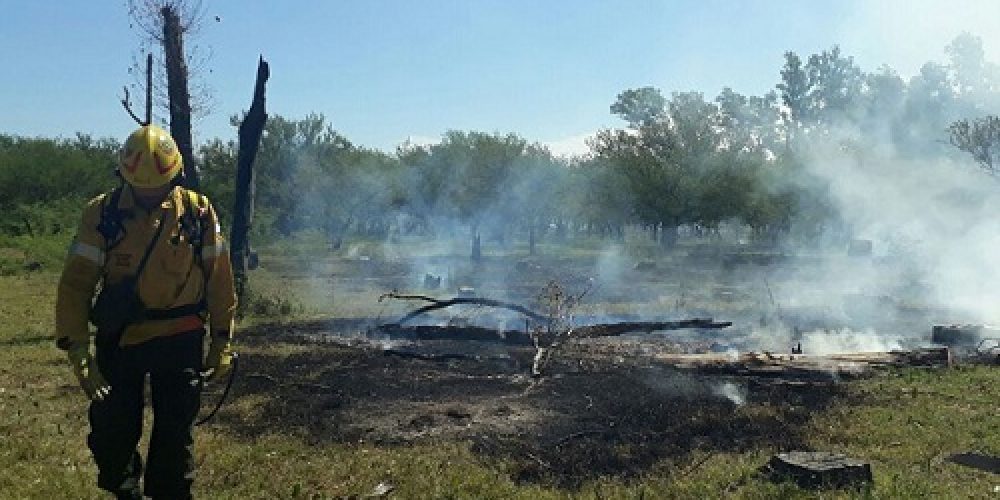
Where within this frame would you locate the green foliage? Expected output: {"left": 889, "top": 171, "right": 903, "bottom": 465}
{"left": 593, "top": 91, "right": 794, "bottom": 237}
{"left": 0, "top": 133, "right": 119, "bottom": 212}
{"left": 610, "top": 86, "right": 667, "bottom": 127}
{"left": 0, "top": 134, "right": 120, "bottom": 271}
{"left": 400, "top": 130, "right": 563, "bottom": 237}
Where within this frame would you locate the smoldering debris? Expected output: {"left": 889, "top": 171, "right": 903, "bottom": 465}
{"left": 359, "top": 290, "right": 953, "bottom": 381}
{"left": 640, "top": 370, "right": 748, "bottom": 406}
{"left": 932, "top": 324, "right": 1000, "bottom": 346}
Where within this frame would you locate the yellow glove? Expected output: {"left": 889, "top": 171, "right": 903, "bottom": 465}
{"left": 67, "top": 345, "right": 111, "bottom": 401}
{"left": 203, "top": 334, "right": 234, "bottom": 383}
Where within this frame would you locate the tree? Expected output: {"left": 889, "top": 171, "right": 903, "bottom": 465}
{"left": 805, "top": 46, "right": 864, "bottom": 127}
{"left": 777, "top": 51, "right": 812, "bottom": 131}
{"left": 590, "top": 125, "right": 694, "bottom": 245}
{"left": 715, "top": 87, "right": 781, "bottom": 154}
{"left": 899, "top": 62, "right": 957, "bottom": 155}
{"left": 667, "top": 91, "right": 723, "bottom": 158}
{"left": 949, "top": 115, "right": 1000, "bottom": 174}
{"left": 861, "top": 65, "right": 905, "bottom": 137}
{"left": 0, "top": 135, "right": 119, "bottom": 237}
{"left": 570, "top": 157, "right": 631, "bottom": 239}
{"left": 946, "top": 33, "right": 994, "bottom": 99}
{"left": 127, "top": 0, "right": 210, "bottom": 188}
{"left": 610, "top": 87, "right": 667, "bottom": 128}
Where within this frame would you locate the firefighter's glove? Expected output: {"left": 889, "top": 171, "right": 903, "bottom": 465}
{"left": 67, "top": 345, "right": 111, "bottom": 402}
{"left": 203, "top": 334, "right": 234, "bottom": 383}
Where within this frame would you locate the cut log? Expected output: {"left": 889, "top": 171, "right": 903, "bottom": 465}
{"left": 765, "top": 451, "right": 873, "bottom": 489}
{"left": 649, "top": 347, "right": 951, "bottom": 378}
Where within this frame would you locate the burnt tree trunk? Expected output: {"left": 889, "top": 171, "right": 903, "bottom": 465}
{"left": 231, "top": 57, "right": 269, "bottom": 303}
{"left": 161, "top": 6, "right": 198, "bottom": 189}
{"left": 471, "top": 231, "right": 482, "bottom": 261}
{"left": 528, "top": 225, "right": 536, "bottom": 256}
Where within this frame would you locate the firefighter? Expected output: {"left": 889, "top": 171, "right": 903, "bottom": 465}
{"left": 55, "top": 124, "right": 236, "bottom": 499}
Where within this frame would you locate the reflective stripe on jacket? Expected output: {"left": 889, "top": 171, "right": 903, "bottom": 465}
{"left": 56, "top": 185, "right": 237, "bottom": 347}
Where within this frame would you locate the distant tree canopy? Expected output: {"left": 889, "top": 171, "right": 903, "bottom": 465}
{"left": 4, "top": 33, "right": 1000, "bottom": 247}
{"left": 0, "top": 134, "right": 120, "bottom": 237}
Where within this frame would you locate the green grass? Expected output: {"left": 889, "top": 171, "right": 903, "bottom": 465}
{"left": 2, "top": 240, "right": 998, "bottom": 498}
{"left": 0, "top": 232, "right": 72, "bottom": 275}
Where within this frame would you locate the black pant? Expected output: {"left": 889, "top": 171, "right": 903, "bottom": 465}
{"left": 89, "top": 330, "right": 203, "bottom": 499}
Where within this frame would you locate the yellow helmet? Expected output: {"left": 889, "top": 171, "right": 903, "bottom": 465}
{"left": 119, "top": 124, "right": 183, "bottom": 188}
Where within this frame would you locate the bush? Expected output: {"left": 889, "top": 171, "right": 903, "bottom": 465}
{"left": 239, "top": 286, "right": 304, "bottom": 319}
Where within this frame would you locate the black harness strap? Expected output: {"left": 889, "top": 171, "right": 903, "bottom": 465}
{"left": 96, "top": 185, "right": 127, "bottom": 253}
{"left": 96, "top": 187, "right": 212, "bottom": 322}
{"left": 144, "top": 302, "right": 207, "bottom": 320}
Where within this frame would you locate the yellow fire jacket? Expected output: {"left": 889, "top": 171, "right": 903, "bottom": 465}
{"left": 56, "top": 185, "right": 236, "bottom": 348}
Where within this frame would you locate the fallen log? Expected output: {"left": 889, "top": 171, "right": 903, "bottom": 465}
{"left": 374, "top": 320, "right": 732, "bottom": 346}
{"left": 575, "top": 319, "right": 731, "bottom": 337}
{"left": 375, "top": 324, "right": 533, "bottom": 346}
{"left": 649, "top": 347, "right": 951, "bottom": 378}
{"left": 379, "top": 292, "right": 730, "bottom": 334}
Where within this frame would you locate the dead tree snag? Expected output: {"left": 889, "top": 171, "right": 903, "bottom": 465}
{"left": 161, "top": 4, "right": 198, "bottom": 188}
{"left": 231, "top": 57, "right": 269, "bottom": 303}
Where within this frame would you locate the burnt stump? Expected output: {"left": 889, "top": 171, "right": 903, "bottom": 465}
{"left": 765, "top": 451, "right": 873, "bottom": 489}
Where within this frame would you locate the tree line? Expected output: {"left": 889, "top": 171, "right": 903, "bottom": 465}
{"left": 3, "top": 33, "right": 999, "bottom": 251}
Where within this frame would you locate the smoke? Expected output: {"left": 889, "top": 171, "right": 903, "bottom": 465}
{"left": 595, "top": 244, "right": 627, "bottom": 289}
{"left": 800, "top": 327, "right": 904, "bottom": 355}
{"left": 790, "top": 130, "right": 1000, "bottom": 326}
{"left": 641, "top": 369, "right": 748, "bottom": 406}
{"left": 712, "top": 381, "right": 747, "bottom": 406}
{"left": 544, "top": 132, "right": 595, "bottom": 158}
{"left": 837, "top": 0, "right": 1000, "bottom": 79}
{"left": 276, "top": 27, "right": 1000, "bottom": 360}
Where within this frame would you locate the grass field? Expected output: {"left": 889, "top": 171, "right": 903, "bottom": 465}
{"left": 1, "top": 238, "right": 998, "bottom": 499}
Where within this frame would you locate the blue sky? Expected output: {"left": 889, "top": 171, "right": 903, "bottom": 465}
{"left": 2, "top": 1, "right": 999, "bottom": 155}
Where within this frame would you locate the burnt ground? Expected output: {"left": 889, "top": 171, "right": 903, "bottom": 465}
{"left": 209, "top": 319, "right": 848, "bottom": 489}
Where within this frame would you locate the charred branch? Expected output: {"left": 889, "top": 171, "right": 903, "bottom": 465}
{"left": 379, "top": 292, "right": 550, "bottom": 325}
{"left": 574, "top": 319, "right": 732, "bottom": 337}
{"left": 949, "top": 115, "right": 1000, "bottom": 174}
{"left": 145, "top": 52, "right": 153, "bottom": 125}
{"left": 120, "top": 54, "right": 154, "bottom": 126}
{"left": 121, "top": 87, "right": 145, "bottom": 126}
